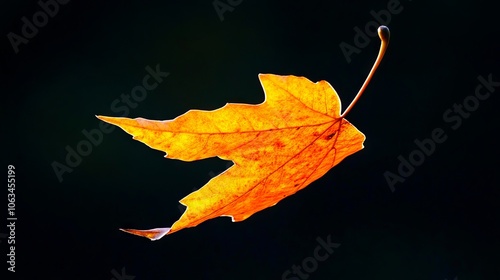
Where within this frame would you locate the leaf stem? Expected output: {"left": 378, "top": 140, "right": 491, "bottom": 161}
{"left": 340, "top": 25, "right": 390, "bottom": 118}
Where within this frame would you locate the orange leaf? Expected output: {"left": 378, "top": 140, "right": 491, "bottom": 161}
{"left": 98, "top": 26, "right": 390, "bottom": 240}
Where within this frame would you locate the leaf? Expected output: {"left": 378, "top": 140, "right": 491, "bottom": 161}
{"left": 98, "top": 26, "right": 390, "bottom": 240}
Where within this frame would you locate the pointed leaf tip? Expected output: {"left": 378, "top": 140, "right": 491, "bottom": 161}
{"left": 119, "top": 227, "right": 171, "bottom": 241}
{"left": 96, "top": 115, "right": 118, "bottom": 124}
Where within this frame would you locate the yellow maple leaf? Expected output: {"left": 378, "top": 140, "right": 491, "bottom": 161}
{"left": 97, "top": 26, "right": 390, "bottom": 240}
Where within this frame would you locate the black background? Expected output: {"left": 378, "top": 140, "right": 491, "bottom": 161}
{"left": 2, "top": 0, "right": 499, "bottom": 279}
